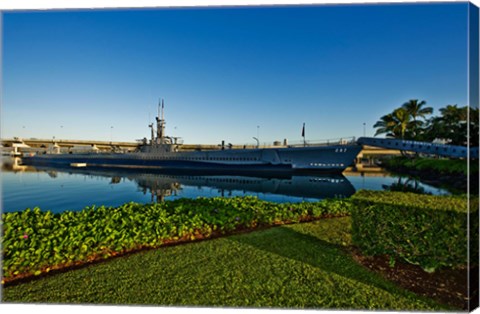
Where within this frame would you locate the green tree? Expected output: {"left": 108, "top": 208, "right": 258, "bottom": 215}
{"left": 401, "top": 99, "right": 433, "bottom": 139}
{"left": 432, "top": 105, "right": 468, "bottom": 145}
{"left": 392, "top": 108, "right": 413, "bottom": 139}
{"left": 469, "top": 107, "right": 479, "bottom": 147}
{"left": 374, "top": 101, "right": 478, "bottom": 147}
{"left": 374, "top": 107, "right": 413, "bottom": 139}
{"left": 414, "top": 105, "right": 478, "bottom": 146}
{"left": 373, "top": 113, "right": 397, "bottom": 138}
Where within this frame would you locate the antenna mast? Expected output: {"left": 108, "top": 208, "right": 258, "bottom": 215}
{"left": 161, "top": 98, "right": 164, "bottom": 121}
{"left": 155, "top": 98, "right": 166, "bottom": 143}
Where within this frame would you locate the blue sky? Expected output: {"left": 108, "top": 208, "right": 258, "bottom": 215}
{"left": 1, "top": 2, "right": 472, "bottom": 145}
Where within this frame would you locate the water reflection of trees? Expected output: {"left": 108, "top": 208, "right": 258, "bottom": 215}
{"left": 382, "top": 177, "right": 431, "bottom": 194}
{"left": 110, "top": 177, "right": 121, "bottom": 184}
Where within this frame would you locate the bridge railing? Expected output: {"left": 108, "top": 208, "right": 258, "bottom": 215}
{"left": 357, "top": 137, "right": 478, "bottom": 159}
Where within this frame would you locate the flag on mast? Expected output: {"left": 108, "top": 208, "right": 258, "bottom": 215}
{"left": 301, "top": 123, "right": 305, "bottom": 137}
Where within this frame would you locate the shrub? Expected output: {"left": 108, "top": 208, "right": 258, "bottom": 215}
{"left": 383, "top": 156, "right": 477, "bottom": 176}
{"left": 351, "top": 190, "right": 477, "bottom": 272}
{"left": 1, "top": 196, "right": 352, "bottom": 281}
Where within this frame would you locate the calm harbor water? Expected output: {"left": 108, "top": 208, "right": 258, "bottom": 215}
{"left": 1, "top": 157, "right": 449, "bottom": 213}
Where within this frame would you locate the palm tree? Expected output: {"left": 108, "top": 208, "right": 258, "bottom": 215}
{"left": 402, "top": 99, "right": 433, "bottom": 120}
{"left": 420, "top": 104, "right": 478, "bottom": 146}
{"left": 439, "top": 104, "right": 466, "bottom": 122}
{"left": 392, "top": 108, "right": 413, "bottom": 139}
{"left": 437, "top": 105, "right": 468, "bottom": 145}
{"left": 373, "top": 113, "right": 397, "bottom": 138}
{"left": 374, "top": 108, "right": 412, "bottom": 139}
{"left": 418, "top": 116, "right": 441, "bottom": 142}
{"left": 374, "top": 101, "right": 477, "bottom": 147}
{"left": 401, "top": 99, "right": 433, "bottom": 139}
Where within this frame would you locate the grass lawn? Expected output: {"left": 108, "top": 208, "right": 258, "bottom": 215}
{"left": 2, "top": 217, "right": 449, "bottom": 310}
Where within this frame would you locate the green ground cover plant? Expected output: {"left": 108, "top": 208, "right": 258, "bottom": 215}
{"left": 351, "top": 190, "right": 477, "bottom": 272}
{"left": 3, "top": 192, "right": 472, "bottom": 309}
{"left": 2, "top": 218, "right": 448, "bottom": 310}
{"left": 384, "top": 156, "right": 477, "bottom": 176}
{"left": 1, "top": 196, "right": 352, "bottom": 282}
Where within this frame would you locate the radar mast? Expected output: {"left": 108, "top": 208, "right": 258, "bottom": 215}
{"left": 155, "top": 98, "right": 166, "bottom": 144}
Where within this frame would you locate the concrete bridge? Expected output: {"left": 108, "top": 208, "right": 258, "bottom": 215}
{"left": 1, "top": 138, "right": 139, "bottom": 151}
{"left": 1, "top": 138, "right": 261, "bottom": 154}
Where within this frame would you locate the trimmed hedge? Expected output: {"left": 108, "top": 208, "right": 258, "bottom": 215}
{"left": 351, "top": 190, "right": 478, "bottom": 272}
{"left": 1, "top": 196, "right": 353, "bottom": 282}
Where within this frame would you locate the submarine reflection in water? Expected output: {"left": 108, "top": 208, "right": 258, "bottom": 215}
{"left": 30, "top": 166, "right": 357, "bottom": 202}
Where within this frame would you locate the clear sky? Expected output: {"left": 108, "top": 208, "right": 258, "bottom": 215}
{"left": 1, "top": 2, "right": 472, "bottom": 145}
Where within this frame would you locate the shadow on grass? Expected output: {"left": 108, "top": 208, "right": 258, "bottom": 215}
{"left": 228, "top": 225, "right": 423, "bottom": 300}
